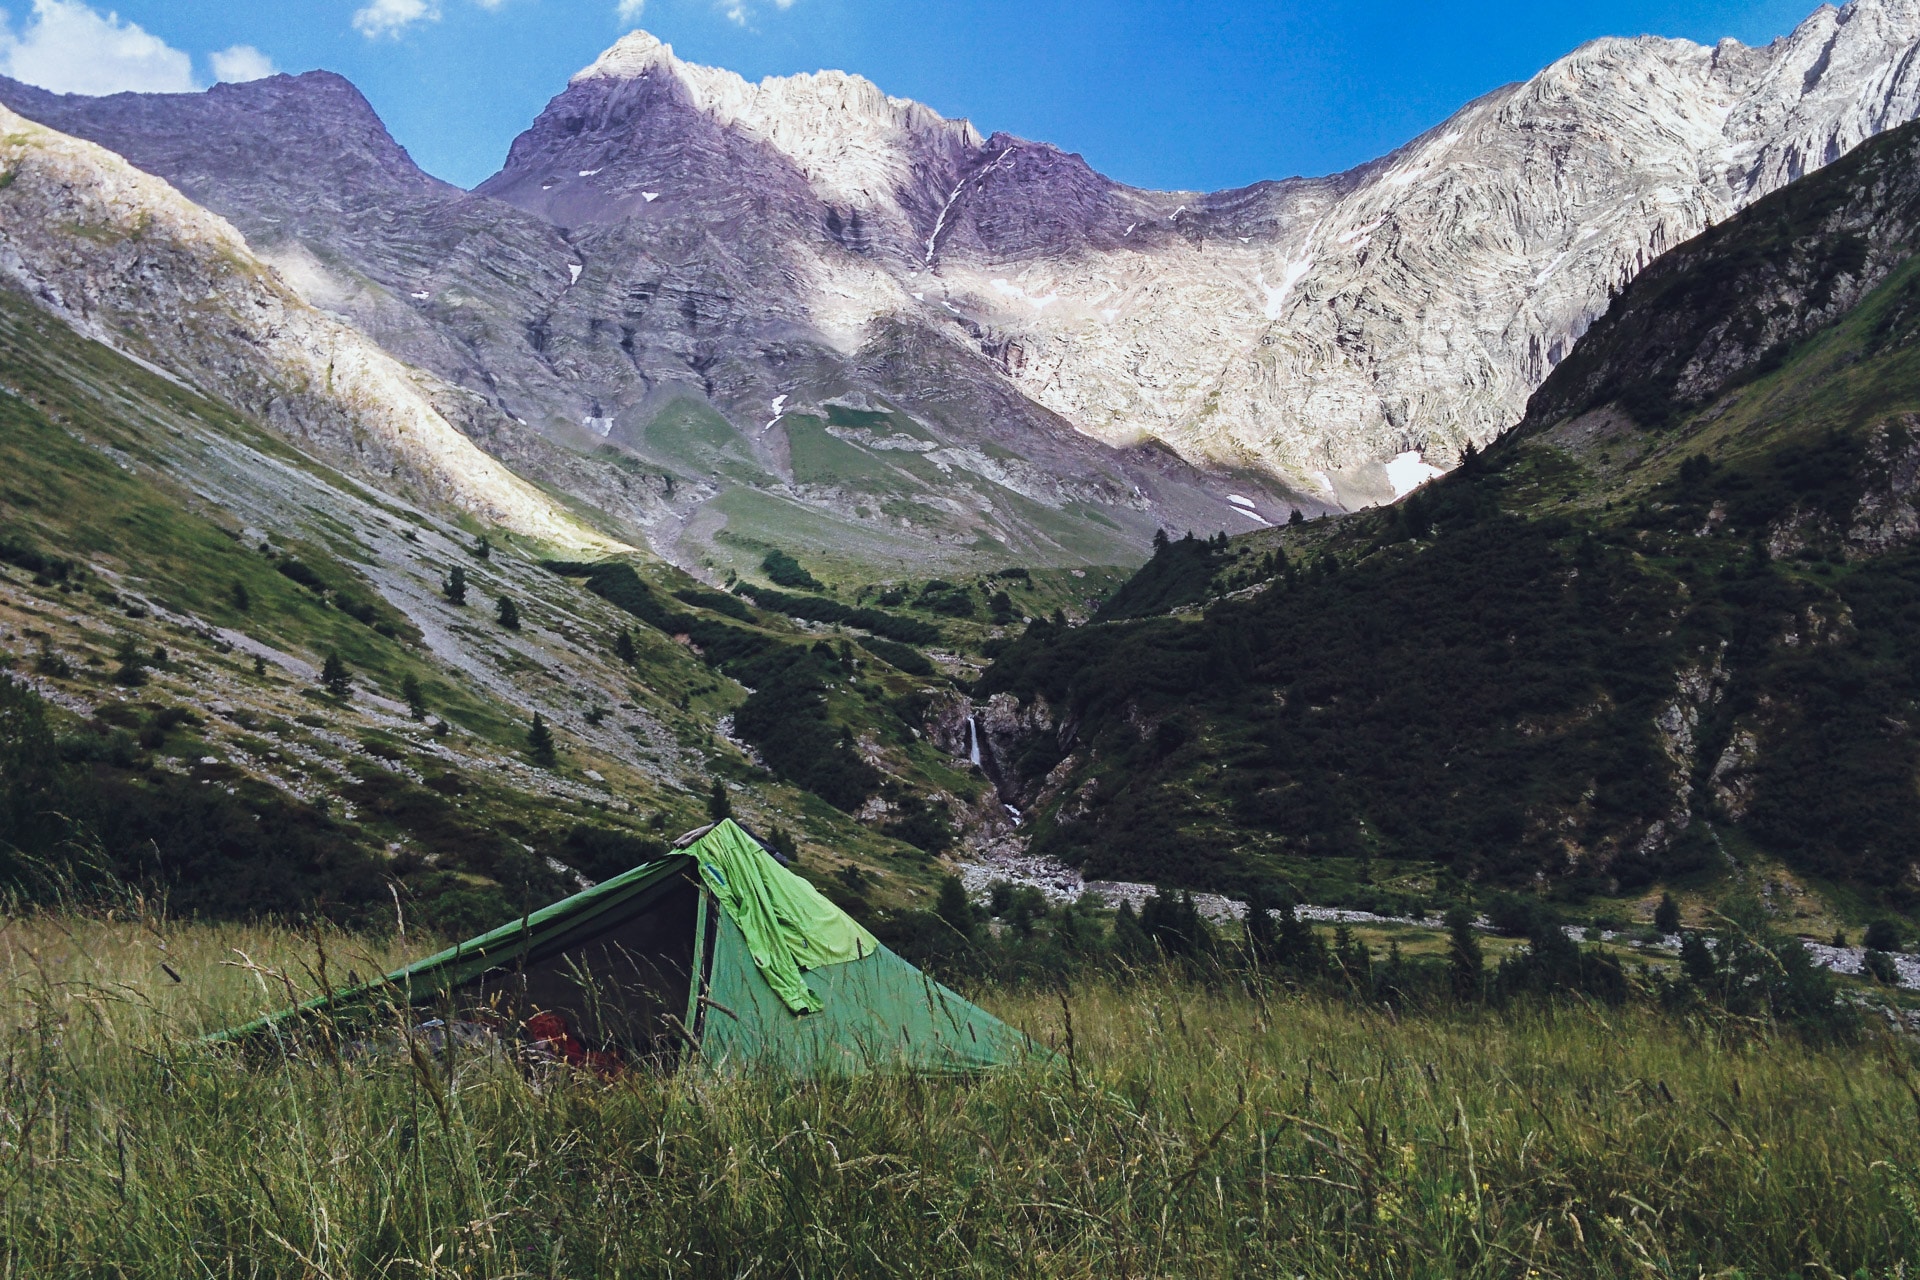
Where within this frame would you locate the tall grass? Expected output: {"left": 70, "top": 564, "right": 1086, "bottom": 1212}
{"left": 2, "top": 909, "right": 1918, "bottom": 1277}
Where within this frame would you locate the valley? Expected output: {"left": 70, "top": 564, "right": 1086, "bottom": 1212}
{"left": 1, "top": 0, "right": 1919, "bottom": 960}
{"left": 3, "top": 2, "right": 1920, "bottom": 1273}
{"left": 957, "top": 111, "right": 1920, "bottom": 947}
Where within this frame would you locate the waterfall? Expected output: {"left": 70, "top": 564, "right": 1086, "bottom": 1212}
{"left": 968, "top": 712, "right": 1016, "bottom": 821}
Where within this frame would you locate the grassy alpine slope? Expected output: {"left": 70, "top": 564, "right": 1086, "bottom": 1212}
{"left": 0, "top": 279, "right": 997, "bottom": 930}
{"left": 0, "top": 95, "right": 1074, "bottom": 933}
{"left": 1, "top": 909, "right": 1917, "bottom": 1278}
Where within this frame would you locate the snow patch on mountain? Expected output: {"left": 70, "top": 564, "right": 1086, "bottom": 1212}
{"left": 1386, "top": 452, "right": 1445, "bottom": 498}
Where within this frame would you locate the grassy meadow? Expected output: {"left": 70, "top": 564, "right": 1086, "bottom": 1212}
{"left": 2, "top": 908, "right": 1918, "bottom": 1278}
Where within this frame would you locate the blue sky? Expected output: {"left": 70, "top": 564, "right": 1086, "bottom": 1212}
{"left": 0, "top": 0, "right": 1828, "bottom": 191}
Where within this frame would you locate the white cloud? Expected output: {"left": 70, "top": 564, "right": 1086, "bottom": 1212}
{"left": 350, "top": 0, "right": 520, "bottom": 39}
{"left": 208, "top": 44, "right": 274, "bottom": 84}
{"left": 615, "top": 0, "right": 645, "bottom": 20}
{"left": 0, "top": 0, "right": 196, "bottom": 95}
{"left": 351, "top": 0, "right": 442, "bottom": 39}
{"left": 715, "top": 0, "right": 796, "bottom": 26}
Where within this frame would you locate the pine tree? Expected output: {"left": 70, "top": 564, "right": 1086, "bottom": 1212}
{"left": 402, "top": 673, "right": 426, "bottom": 720}
{"left": 1864, "top": 949, "right": 1900, "bottom": 984}
{"left": 707, "top": 779, "right": 732, "bottom": 821}
{"left": 1111, "top": 900, "right": 1152, "bottom": 963}
{"left": 472, "top": 535, "right": 491, "bottom": 560}
{"left": 1446, "top": 906, "right": 1483, "bottom": 1002}
{"left": 495, "top": 595, "right": 521, "bottom": 630}
{"left": 1333, "top": 923, "right": 1369, "bottom": 982}
{"left": 614, "top": 627, "right": 637, "bottom": 666}
{"left": 1007, "top": 888, "right": 1043, "bottom": 938}
{"left": 1383, "top": 939, "right": 1408, "bottom": 994}
{"left": 527, "top": 712, "right": 556, "bottom": 767}
{"left": 321, "top": 652, "right": 351, "bottom": 698}
{"left": 1274, "top": 896, "right": 1322, "bottom": 974}
{"left": 112, "top": 635, "right": 147, "bottom": 687}
{"left": 1653, "top": 892, "right": 1682, "bottom": 935}
{"left": 230, "top": 580, "right": 251, "bottom": 613}
{"left": 934, "top": 874, "right": 975, "bottom": 939}
{"left": 252, "top": 654, "right": 266, "bottom": 678}
{"left": 767, "top": 824, "right": 798, "bottom": 862}
{"left": 443, "top": 564, "right": 467, "bottom": 606}
{"left": 1140, "top": 891, "right": 1212, "bottom": 959}
{"left": 1680, "top": 930, "right": 1716, "bottom": 985}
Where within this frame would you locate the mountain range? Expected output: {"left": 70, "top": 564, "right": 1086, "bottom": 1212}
{"left": 5, "top": 1, "right": 1920, "bottom": 924}
{"left": 13, "top": 0, "right": 1920, "bottom": 576}
{"left": 969, "top": 109, "right": 1920, "bottom": 912}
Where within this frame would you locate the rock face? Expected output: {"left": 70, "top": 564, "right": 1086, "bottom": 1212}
{"left": 1053, "top": 0, "right": 1920, "bottom": 491}
{"left": 950, "top": 99, "right": 1920, "bottom": 899}
{"left": 0, "top": 71, "right": 576, "bottom": 412}
{"left": 0, "top": 103, "right": 621, "bottom": 553}
{"left": 470, "top": 0, "right": 1920, "bottom": 504}
{"left": 11, "top": 0, "right": 1920, "bottom": 570}
{"left": 0, "top": 66, "right": 1304, "bottom": 577}
{"left": 1517, "top": 112, "right": 1920, "bottom": 438}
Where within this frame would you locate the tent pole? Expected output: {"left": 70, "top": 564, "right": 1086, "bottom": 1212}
{"left": 680, "top": 885, "right": 712, "bottom": 1065}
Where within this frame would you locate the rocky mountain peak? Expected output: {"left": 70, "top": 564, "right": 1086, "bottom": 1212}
{"left": 13, "top": 0, "right": 1920, "bottom": 571}
{"left": 494, "top": 28, "right": 986, "bottom": 238}
{"left": 572, "top": 29, "right": 680, "bottom": 82}
{"left": 468, "top": 0, "right": 1920, "bottom": 506}
{"left": 0, "top": 69, "right": 453, "bottom": 215}
{"left": 0, "top": 102, "right": 620, "bottom": 553}
{"left": 576, "top": 28, "right": 982, "bottom": 154}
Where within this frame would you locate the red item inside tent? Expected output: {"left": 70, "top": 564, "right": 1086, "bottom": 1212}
{"left": 525, "top": 1010, "right": 623, "bottom": 1074}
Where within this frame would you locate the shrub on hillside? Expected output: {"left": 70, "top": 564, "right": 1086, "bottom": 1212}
{"left": 859, "top": 637, "right": 933, "bottom": 676}
{"left": 762, "top": 549, "right": 823, "bottom": 591}
{"left": 729, "top": 647, "right": 879, "bottom": 811}
{"left": 560, "top": 824, "right": 668, "bottom": 883}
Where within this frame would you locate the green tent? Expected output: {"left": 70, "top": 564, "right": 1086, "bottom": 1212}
{"left": 217, "top": 820, "right": 1032, "bottom": 1074}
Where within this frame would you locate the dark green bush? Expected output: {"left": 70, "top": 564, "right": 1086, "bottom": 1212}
{"left": 729, "top": 647, "right": 878, "bottom": 811}
{"left": 762, "top": 550, "right": 823, "bottom": 591}
{"left": 859, "top": 638, "right": 933, "bottom": 676}
{"left": 674, "top": 588, "right": 754, "bottom": 621}
{"left": 734, "top": 584, "right": 941, "bottom": 644}
{"left": 1863, "top": 918, "right": 1904, "bottom": 952}
{"left": 881, "top": 791, "right": 954, "bottom": 855}
{"left": 276, "top": 558, "right": 326, "bottom": 592}
{"left": 560, "top": 824, "right": 668, "bottom": 883}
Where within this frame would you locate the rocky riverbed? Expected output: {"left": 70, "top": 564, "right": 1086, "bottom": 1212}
{"left": 953, "top": 847, "right": 1920, "bottom": 992}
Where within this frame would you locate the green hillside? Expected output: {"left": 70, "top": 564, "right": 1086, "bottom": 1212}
{"left": 972, "top": 124, "right": 1920, "bottom": 930}
{"left": 0, "top": 286, "right": 984, "bottom": 927}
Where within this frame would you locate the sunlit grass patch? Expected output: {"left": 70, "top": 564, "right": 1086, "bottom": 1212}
{"left": 1, "top": 910, "right": 1916, "bottom": 1277}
